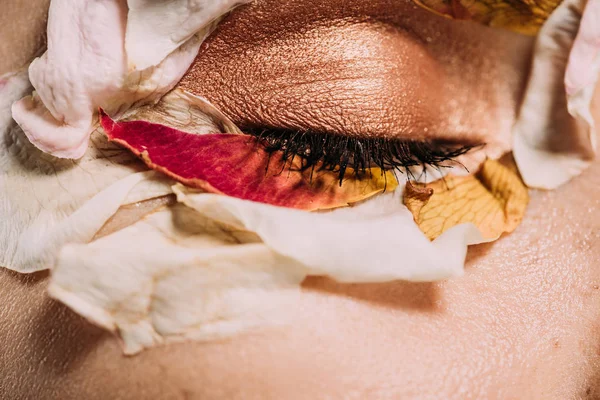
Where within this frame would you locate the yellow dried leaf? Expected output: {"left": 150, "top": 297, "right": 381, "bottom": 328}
{"left": 404, "top": 159, "right": 529, "bottom": 240}
{"left": 412, "top": 0, "right": 561, "bottom": 35}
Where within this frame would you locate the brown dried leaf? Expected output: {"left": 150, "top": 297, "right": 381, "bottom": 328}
{"left": 404, "top": 159, "right": 529, "bottom": 240}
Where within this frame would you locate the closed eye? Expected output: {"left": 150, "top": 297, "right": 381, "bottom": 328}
{"left": 180, "top": 0, "right": 533, "bottom": 176}
{"left": 246, "top": 126, "right": 483, "bottom": 184}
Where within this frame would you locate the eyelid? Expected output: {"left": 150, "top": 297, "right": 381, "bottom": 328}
{"left": 180, "top": 4, "right": 523, "bottom": 166}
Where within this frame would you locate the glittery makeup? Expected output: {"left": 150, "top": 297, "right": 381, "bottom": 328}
{"left": 180, "top": 0, "right": 535, "bottom": 161}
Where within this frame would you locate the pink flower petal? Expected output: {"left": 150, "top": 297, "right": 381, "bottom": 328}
{"left": 100, "top": 111, "right": 396, "bottom": 210}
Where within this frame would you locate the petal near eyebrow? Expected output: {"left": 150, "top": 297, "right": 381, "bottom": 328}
{"left": 513, "top": 0, "right": 597, "bottom": 189}
{"left": 11, "top": 0, "right": 240, "bottom": 159}
{"left": 565, "top": 0, "right": 600, "bottom": 95}
{"left": 125, "top": 0, "right": 251, "bottom": 70}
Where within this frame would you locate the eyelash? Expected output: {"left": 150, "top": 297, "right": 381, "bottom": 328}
{"left": 247, "top": 127, "right": 483, "bottom": 184}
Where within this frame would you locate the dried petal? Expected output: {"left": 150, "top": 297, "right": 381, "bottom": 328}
{"left": 513, "top": 0, "right": 597, "bottom": 189}
{"left": 0, "top": 71, "right": 173, "bottom": 273}
{"left": 49, "top": 184, "right": 492, "bottom": 355}
{"left": 126, "top": 0, "right": 251, "bottom": 70}
{"left": 11, "top": 0, "right": 240, "bottom": 159}
{"left": 174, "top": 184, "right": 489, "bottom": 283}
{"left": 49, "top": 207, "right": 305, "bottom": 355}
{"left": 122, "top": 89, "right": 242, "bottom": 135}
{"left": 11, "top": 0, "right": 129, "bottom": 158}
{"left": 412, "top": 0, "right": 561, "bottom": 34}
{"left": 565, "top": 0, "right": 600, "bottom": 96}
{"left": 100, "top": 112, "right": 397, "bottom": 211}
{"left": 404, "top": 159, "right": 529, "bottom": 240}
{"left": 564, "top": 0, "right": 600, "bottom": 171}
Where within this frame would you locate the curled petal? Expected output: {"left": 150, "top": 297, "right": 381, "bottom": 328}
{"left": 125, "top": 0, "right": 250, "bottom": 70}
{"left": 404, "top": 159, "right": 529, "bottom": 240}
{"left": 11, "top": 93, "right": 91, "bottom": 158}
{"left": 565, "top": 0, "right": 600, "bottom": 172}
{"left": 10, "top": 0, "right": 128, "bottom": 158}
{"left": 49, "top": 208, "right": 305, "bottom": 355}
{"left": 49, "top": 184, "right": 491, "bottom": 354}
{"left": 1, "top": 72, "right": 173, "bottom": 273}
{"left": 174, "top": 185, "right": 488, "bottom": 282}
{"left": 565, "top": 0, "right": 600, "bottom": 96}
{"left": 100, "top": 112, "right": 397, "bottom": 210}
{"left": 513, "top": 0, "right": 596, "bottom": 189}
{"left": 11, "top": 0, "right": 225, "bottom": 159}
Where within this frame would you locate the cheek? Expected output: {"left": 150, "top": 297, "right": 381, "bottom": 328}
{"left": 169, "top": 134, "right": 600, "bottom": 398}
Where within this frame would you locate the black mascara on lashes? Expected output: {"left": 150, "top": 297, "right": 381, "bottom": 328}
{"left": 247, "top": 127, "right": 484, "bottom": 185}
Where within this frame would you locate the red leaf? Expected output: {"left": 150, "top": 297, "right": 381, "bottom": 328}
{"left": 100, "top": 110, "right": 395, "bottom": 210}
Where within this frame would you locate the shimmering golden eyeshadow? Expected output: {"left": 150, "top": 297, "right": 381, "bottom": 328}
{"left": 182, "top": 0, "right": 532, "bottom": 154}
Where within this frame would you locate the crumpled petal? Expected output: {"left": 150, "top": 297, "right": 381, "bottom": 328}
{"left": 565, "top": 0, "right": 600, "bottom": 167}
{"left": 48, "top": 181, "right": 489, "bottom": 354}
{"left": 125, "top": 0, "right": 250, "bottom": 71}
{"left": 174, "top": 184, "right": 488, "bottom": 282}
{"left": 123, "top": 89, "right": 242, "bottom": 135}
{"left": 11, "top": 0, "right": 128, "bottom": 158}
{"left": 565, "top": 0, "right": 600, "bottom": 96}
{"left": 0, "top": 72, "right": 173, "bottom": 273}
{"left": 513, "top": 0, "right": 598, "bottom": 189}
{"left": 10, "top": 0, "right": 233, "bottom": 159}
{"left": 49, "top": 207, "right": 306, "bottom": 355}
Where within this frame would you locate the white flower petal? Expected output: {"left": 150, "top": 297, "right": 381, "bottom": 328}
{"left": 565, "top": 0, "right": 600, "bottom": 96}
{"left": 49, "top": 183, "right": 490, "bottom": 354}
{"left": 513, "top": 0, "right": 597, "bottom": 189}
{"left": 11, "top": 93, "right": 91, "bottom": 158}
{"left": 11, "top": 0, "right": 128, "bottom": 158}
{"left": 125, "top": 0, "right": 249, "bottom": 71}
{"left": 118, "top": 34, "right": 205, "bottom": 114}
{"left": 10, "top": 0, "right": 220, "bottom": 159}
{"left": 49, "top": 207, "right": 305, "bottom": 355}
{"left": 1, "top": 72, "right": 173, "bottom": 273}
{"left": 174, "top": 184, "right": 488, "bottom": 283}
{"left": 565, "top": 0, "right": 600, "bottom": 163}
{"left": 124, "top": 88, "right": 242, "bottom": 135}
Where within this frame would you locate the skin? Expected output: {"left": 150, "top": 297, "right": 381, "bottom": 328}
{"left": 1, "top": 1, "right": 600, "bottom": 399}
{"left": 181, "top": 0, "right": 533, "bottom": 159}
{"left": 0, "top": 0, "right": 49, "bottom": 75}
